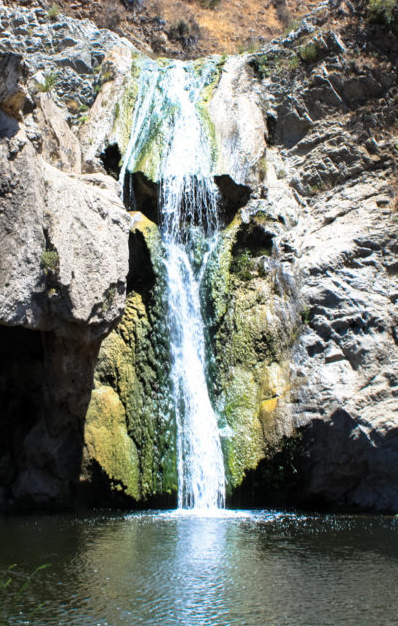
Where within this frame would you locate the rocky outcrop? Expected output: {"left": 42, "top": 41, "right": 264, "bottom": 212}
{"left": 236, "top": 4, "right": 398, "bottom": 510}
{"left": 2, "top": 0, "right": 398, "bottom": 512}
{"left": 0, "top": 10, "right": 131, "bottom": 508}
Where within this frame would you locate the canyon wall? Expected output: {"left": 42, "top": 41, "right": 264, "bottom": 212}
{"left": 1, "top": 0, "right": 398, "bottom": 510}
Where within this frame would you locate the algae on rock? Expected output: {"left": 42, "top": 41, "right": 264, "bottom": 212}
{"left": 204, "top": 206, "right": 299, "bottom": 495}
{"left": 84, "top": 214, "right": 178, "bottom": 504}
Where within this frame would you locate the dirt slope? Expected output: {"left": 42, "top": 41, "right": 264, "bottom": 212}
{"left": 3, "top": 0, "right": 322, "bottom": 57}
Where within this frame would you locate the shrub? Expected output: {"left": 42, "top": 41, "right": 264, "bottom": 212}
{"left": 41, "top": 249, "right": 59, "bottom": 273}
{"left": 284, "top": 19, "right": 299, "bottom": 34}
{"left": 299, "top": 42, "right": 319, "bottom": 63}
{"left": 200, "top": 0, "right": 220, "bottom": 8}
{"left": 300, "top": 305, "right": 311, "bottom": 324}
{"left": 367, "top": 0, "right": 397, "bottom": 28}
{"left": 273, "top": 0, "right": 291, "bottom": 25}
{"left": 36, "top": 72, "right": 58, "bottom": 93}
{"left": 230, "top": 249, "right": 255, "bottom": 281}
{"left": 96, "top": 0, "right": 123, "bottom": 31}
{"left": 47, "top": 2, "right": 60, "bottom": 21}
{"left": 289, "top": 55, "right": 299, "bottom": 70}
{"left": 250, "top": 54, "right": 272, "bottom": 78}
{"left": 168, "top": 18, "right": 200, "bottom": 48}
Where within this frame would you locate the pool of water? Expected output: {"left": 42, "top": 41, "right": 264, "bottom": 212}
{"left": 1, "top": 509, "right": 398, "bottom": 625}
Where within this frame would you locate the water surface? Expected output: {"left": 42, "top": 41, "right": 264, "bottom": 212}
{"left": 1, "top": 509, "right": 398, "bottom": 625}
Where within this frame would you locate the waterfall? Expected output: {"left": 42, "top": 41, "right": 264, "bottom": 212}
{"left": 121, "top": 58, "right": 225, "bottom": 510}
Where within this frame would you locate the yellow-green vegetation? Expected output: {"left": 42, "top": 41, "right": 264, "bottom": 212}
{"left": 299, "top": 42, "right": 319, "bottom": 63}
{"left": 36, "top": 72, "right": 58, "bottom": 93}
{"left": 41, "top": 249, "right": 58, "bottom": 273}
{"left": 200, "top": 0, "right": 221, "bottom": 7}
{"left": 251, "top": 54, "right": 272, "bottom": 78}
{"left": 0, "top": 564, "right": 50, "bottom": 625}
{"left": 284, "top": 19, "right": 300, "bottom": 34}
{"left": 197, "top": 58, "right": 226, "bottom": 165}
{"left": 85, "top": 386, "right": 141, "bottom": 500}
{"left": 289, "top": 54, "right": 300, "bottom": 70}
{"left": 87, "top": 217, "right": 177, "bottom": 503}
{"left": 367, "top": 0, "right": 397, "bottom": 27}
{"left": 46, "top": 2, "right": 59, "bottom": 21}
{"left": 230, "top": 249, "right": 255, "bottom": 281}
{"left": 205, "top": 209, "right": 295, "bottom": 491}
{"left": 113, "top": 57, "right": 142, "bottom": 160}
{"left": 258, "top": 157, "right": 268, "bottom": 179}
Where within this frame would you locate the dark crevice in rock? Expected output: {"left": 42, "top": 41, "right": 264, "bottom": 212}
{"left": 214, "top": 175, "right": 251, "bottom": 225}
{"left": 124, "top": 171, "right": 159, "bottom": 224}
{"left": 0, "top": 325, "right": 101, "bottom": 510}
{"left": 0, "top": 326, "right": 45, "bottom": 507}
{"left": 121, "top": 171, "right": 251, "bottom": 229}
{"left": 232, "top": 223, "right": 274, "bottom": 257}
{"left": 227, "top": 436, "right": 303, "bottom": 508}
{"left": 100, "top": 143, "right": 122, "bottom": 180}
{"left": 78, "top": 459, "right": 177, "bottom": 509}
{"left": 126, "top": 229, "right": 156, "bottom": 296}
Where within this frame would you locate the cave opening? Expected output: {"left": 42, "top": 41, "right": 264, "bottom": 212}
{"left": 0, "top": 326, "right": 45, "bottom": 506}
{"left": 100, "top": 143, "right": 122, "bottom": 180}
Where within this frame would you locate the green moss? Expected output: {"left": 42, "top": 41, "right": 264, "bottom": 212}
{"left": 88, "top": 216, "right": 177, "bottom": 502}
{"left": 230, "top": 249, "right": 255, "bottom": 281}
{"left": 196, "top": 58, "right": 226, "bottom": 165}
{"left": 203, "top": 208, "right": 295, "bottom": 494}
{"left": 113, "top": 58, "right": 142, "bottom": 158}
{"left": 85, "top": 386, "right": 141, "bottom": 499}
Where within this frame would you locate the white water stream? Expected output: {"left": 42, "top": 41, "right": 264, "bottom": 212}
{"left": 121, "top": 59, "right": 225, "bottom": 510}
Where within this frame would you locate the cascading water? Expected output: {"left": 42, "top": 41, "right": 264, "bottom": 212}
{"left": 121, "top": 58, "right": 225, "bottom": 510}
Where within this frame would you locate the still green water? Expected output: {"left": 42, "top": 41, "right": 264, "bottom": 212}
{"left": 1, "top": 509, "right": 398, "bottom": 625}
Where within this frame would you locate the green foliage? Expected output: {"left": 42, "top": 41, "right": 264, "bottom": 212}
{"left": 200, "top": 0, "right": 220, "bottom": 7}
{"left": 41, "top": 249, "right": 59, "bottom": 273}
{"left": 101, "top": 70, "right": 113, "bottom": 83}
{"left": 367, "top": 0, "right": 397, "bottom": 27}
{"left": 47, "top": 2, "right": 60, "bottom": 21}
{"left": 79, "top": 104, "right": 89, "bottom": 112}
{"left": 168, "top": 18, "right": 200, "bottom": 48}
{"left": 36, "top": 72, "right": 58, "bottom": 93}
{"left": 289, "top": 54, "right": 299, "bottom": 70}
{"left": 299, "top": 42, "right": 319, "bottom": 63}
{"left": 300, "top": 304, "right": 311, "bottom": 324}
{"left": 250, "top": 54, "right": 272, "bottom": 78}
{"left": 78, "top": 115, "right": 88, "bottom": 124}
{"left": 0, "top": 564, "right": 51, "bottom": 625}
{"left": 230, "top": 249, "right": 255, "bottom": 281}
{"left": 284, "top": 19, "right": 299, "bottom": 34}
{"left": 258, "top": 157, "right": 268, "bottom": 179}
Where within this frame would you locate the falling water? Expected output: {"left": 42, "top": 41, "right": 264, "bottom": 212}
{"left": 121, "top": 58, "right": 225, "bottom": 510}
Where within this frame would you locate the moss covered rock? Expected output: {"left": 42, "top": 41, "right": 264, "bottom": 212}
{"left": 85, "top": 386, "right": 141, "bottom": 499}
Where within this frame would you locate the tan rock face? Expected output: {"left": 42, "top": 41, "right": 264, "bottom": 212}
{"left": 0, "top": 51, "right": 27, "bottom": 119}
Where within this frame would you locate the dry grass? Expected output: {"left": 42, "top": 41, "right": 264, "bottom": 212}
{"left": 4, "top": 0, "right": 323, "bottom": 56}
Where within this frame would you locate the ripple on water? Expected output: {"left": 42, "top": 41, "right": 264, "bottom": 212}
{"left": 1, "top": 510, "right": 398, "bottom": 626}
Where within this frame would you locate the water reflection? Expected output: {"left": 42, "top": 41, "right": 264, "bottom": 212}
{"left": 1, "top": 511, "right": 398, "bottom": 625}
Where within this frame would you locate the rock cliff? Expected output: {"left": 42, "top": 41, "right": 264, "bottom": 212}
{"left": 1, "top": 0, "right": 398, "bottom": 511}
